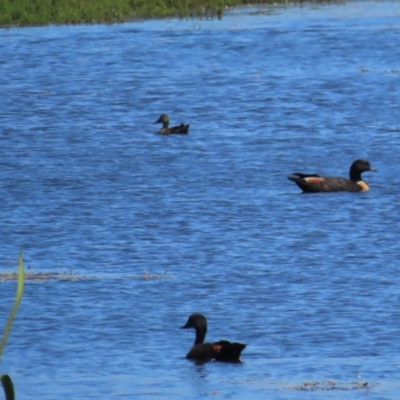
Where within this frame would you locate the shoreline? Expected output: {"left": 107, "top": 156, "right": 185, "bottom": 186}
{"left": 0, "top": 0, "right": 340, "bottom": 28}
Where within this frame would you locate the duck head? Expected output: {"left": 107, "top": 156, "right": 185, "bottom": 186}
{"left": 349, "top": 159, "right": 377, "bottom": 180}
{"left": 154, "top": 113, "right": 170, "bottom": 127}
{"left": 181, "top": 313, "right": 208, "bottom": 345}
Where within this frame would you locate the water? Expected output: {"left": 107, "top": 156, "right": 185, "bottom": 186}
{"left": 1, "top": 1, "right": 400, "bottom": 398}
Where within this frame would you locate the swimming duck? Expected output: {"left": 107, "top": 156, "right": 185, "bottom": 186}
{"left": 180, "top": 313, "right": 246, "bottom": 362}
{"left": 288, "top": 159, "right": 377, "bottom": 193}
{"left": 154, "top": 114, "right": 189, "bottom": 135}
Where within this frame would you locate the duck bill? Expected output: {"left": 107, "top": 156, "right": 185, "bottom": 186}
{"left": 180, "top": 322, "right": 190, "bottom": 329}
{"left": 369, "top": 166, "right": 378, "bottom": 172}
{"left": 154, "top": 118, "right": 161, "bottom": 124}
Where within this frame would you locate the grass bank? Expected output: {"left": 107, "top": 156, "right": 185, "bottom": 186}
{"left": 0, "top": 0, "right": 330, "bottom": 27}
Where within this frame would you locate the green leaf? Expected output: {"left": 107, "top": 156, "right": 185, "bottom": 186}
{"left": 0, "top": 375, "right": 15, "bottom": 400}
{"left": 0, "top": 252, "right": 25, "bottom": 360}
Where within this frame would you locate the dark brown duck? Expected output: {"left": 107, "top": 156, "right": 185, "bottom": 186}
{"left": 180, "top": 313, "right": 246, "bottom": 362}
{"left": 154, "top": 114, "right": 189, "bottom": 135}
{"left": 288, "top": 159, "right": 377, "bottom": 193}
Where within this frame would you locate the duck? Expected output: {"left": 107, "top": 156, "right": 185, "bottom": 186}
{"left": 180, "top": 313, "right": 246, "bottom": 362}
{"left": 288, "top": 159, "right": 377, "bottom": 193}
{"left": 154, "top": 114, "right": 189, "bottom": 135}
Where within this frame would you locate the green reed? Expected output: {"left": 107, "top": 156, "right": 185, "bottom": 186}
{"left": 0, "top": 253, "right": 25, "bottom": 400}
{"left": 0, "top": 0, "right": 329, "bottom": 26}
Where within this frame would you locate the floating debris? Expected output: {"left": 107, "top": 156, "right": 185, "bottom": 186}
{"left": 286, "top": 380, "right": 370, "bottom": 391}
{"left": 0, "top": 272, "right": 78, "bottom": 282}
{"left": 0, "top": 270, "right": 174, "bottom": 282}
{"left": 360, "top": 66, "right": 400, "bottom": 74}
{"left": 126, "top": 269, "right": 174, "bottom": 280}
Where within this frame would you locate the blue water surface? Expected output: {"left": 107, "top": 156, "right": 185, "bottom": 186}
{"left": 1, "top": 1, "right": 400, "bottom": 398}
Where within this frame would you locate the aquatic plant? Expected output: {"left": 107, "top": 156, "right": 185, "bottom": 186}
{"left": 0, "top": 0, "right": 339, "bottom": 26}
{"left": 0, "top": 253, "right": 25, "bottom": 400}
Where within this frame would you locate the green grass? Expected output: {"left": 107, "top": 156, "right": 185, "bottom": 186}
{"left": 0, "top": 253, "right": 25, "bottom": 360}
{"left": 0, "top": 253, "right": 25, "bottom": 400}
{"left": 0, "top": 0, "right": 330, "bottom": 27}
